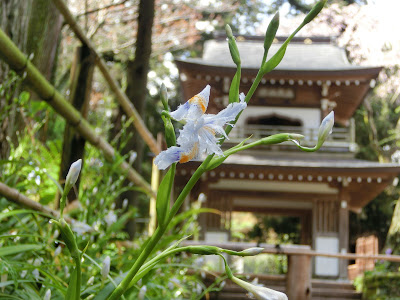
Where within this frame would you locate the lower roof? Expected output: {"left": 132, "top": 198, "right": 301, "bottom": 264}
{"left": 176, "top": 155, "right": 400, "bottom": 211}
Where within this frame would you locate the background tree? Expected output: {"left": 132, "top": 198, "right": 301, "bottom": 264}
{"left": 0, "top": 0, "right": 63, "bottom": 160}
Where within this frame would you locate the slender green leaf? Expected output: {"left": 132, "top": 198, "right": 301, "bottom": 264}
{"left": 229, "top": 69, "right": 241, "bottom": 104}
{"left": 65, "top": 267, "right": 78, "bottom": 300}
{"left": 0, "top": 245, "right": 42, "bottom": 256}
{"left": 0, "top": 210, "right": 33, "bottom": 222}
{"left": 156, "top": 164, "right": 175, "bottom": 227}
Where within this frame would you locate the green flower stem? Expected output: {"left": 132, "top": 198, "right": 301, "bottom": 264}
{"left": 59, "top": 193, "right": 67, "bottom": 219}
{"left": 128, "top": 246, "right": 192, "bottom": 289}
{"left": 74, "top": 256, "right": 82, "bottom": 299}
{"left": 108, "top": 156, "right": 213, "bottom": 299}
{"left": 223, "top": 68, "right": 265, "bottom": 140}
{"left": 218, "top": 253, "right": 233, "bottom": 280}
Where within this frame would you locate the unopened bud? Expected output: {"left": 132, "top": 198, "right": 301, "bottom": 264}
{"left": 225, "top": 25, "right": 241, "bottom": 66}
{"left": 232, "top": 276, "right": 288, "bottom": 300}
{"left": 44, "top": 289, "right": 51, "bottom": 300}
{"left": 160, "top": 83, "right": 169, "bottom": 111}
{"left": 264, "top": 13, "right": 279, "bottom": 53}
{"left": 101, "top": 256, "right": 111, "bottom": 281}
{"left": 317, "top": 111, "right": 334, "bottom": 149}
{"left": 186, "top": 246, "right": 222, "bottom": 255}
{"left": 65, "top": 159, "right": 82, "bottom": 191}
{"left": 239, "top": 247, "right": 264, "bottom": 256}
{"left": 162, "top": 115, "right": 176, "bottom": 147}
{"left": 303, "top": 0, "right": 327, "bottom": 25}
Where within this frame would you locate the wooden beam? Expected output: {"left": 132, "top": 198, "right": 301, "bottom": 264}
{"left": 338, "top": 186, "right": 350, "bottom": 278}
{"left": 210, "top": 189, "right": 337, "bottom": 202}
{"left": 286, "top": 255, "right": 312, "bottom": 300}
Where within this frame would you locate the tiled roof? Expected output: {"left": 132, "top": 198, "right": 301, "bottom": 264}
{"left": 223, "top": 153, "right": 400, "bottom": 170}
{"left": 182, "top": 38, "right": 371, "bottom": 71}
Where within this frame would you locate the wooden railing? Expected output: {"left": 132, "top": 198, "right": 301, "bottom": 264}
{"left": 228, "top": 120, "right": 357, "bottom": 152}
{"left": 183, "top": 241, "right": 400, "bottom": 300}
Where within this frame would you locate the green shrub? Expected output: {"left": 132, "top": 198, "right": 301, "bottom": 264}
{"left": 362, "top": 271, "right": 400, "bottom": 300}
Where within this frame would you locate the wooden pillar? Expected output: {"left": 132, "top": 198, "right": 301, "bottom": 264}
{"left": 339, "top": 187, "right": 350, "bottom": 278}
{"left": 286, "top": 254, "right": 312, "bottom": 300}
{"left": 59, "top": 45, "right": 94, "bottom": 204}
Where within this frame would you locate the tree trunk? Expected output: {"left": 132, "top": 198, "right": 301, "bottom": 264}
{"left": 117, "top": 0, "right": 155, "bottom": 238}
{"left": 0, "top": 0, "right": 63, "bottom": 159}
{"left": 59, "top": 45, "right": 94, "bottom": 205}
{"left": 386, "top": 198, "right": 400, "bottom": 255}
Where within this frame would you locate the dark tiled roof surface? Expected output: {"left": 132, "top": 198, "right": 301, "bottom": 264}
{"left": 183, "top": 39, "right": 369, "bottom": 71}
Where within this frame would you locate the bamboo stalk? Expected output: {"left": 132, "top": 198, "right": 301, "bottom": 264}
{"left": 52, "top": 0, "right": 161, "bottom": 156}
{"left": 0, "top": 28, "right": 156, "bottom": 197}
{"left": 0, "top": 182, "right": 67, "bottom": 222}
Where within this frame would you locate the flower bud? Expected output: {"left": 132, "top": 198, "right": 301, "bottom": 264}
{"left": 160, "top": 83, "right": 169, "bottom": 111}
{"left": 225, "top": 25, "right": 241, "bottom": 66}
{"left": 186, "top": 245, "right": 222, "bottom": 255}
{"left": 316, "top": 111, "right": 334, "bottom": 149}
{"left": 231, "top": 276, "right": 288, "bottom": 300}
{"left": 303, "top": 0, "right": 327, "bottom": 25}
{"left": 44, "top": 288, "right": 51, "bottom": 300}
{"left": 65, "top": 159, "right": 82, "bottom": 192}
{"left": 101, "top": 256, "right": 111, "bottom": 281}
{"left": 239, "top": 247, "right": 264, "bottom": 256}
{"left": 264, "top": 13, "right": 279, "bottom": 54}
{"left": 162, "top": 114, "right": 176, "bottom": 148}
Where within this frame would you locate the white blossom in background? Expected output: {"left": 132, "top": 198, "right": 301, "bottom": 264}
{"left": 102, "top": 256, "right": 111, "bottom": 281}
{"left": 105, "top": 210, "right": 117, "bottom": 226}
{"left": 64, "top": 266, "right": 70, "bottom": 279}
{"left": 122, "top": 198, "right": 129, "bottom": 209}
{"left": 87, "top": 276, "right": 95, "bottom": 286}
{"left": 54, "top": 246, "right": 62, "bottom": 257}
{"left": 138, "top": 285, "right": 147, "bottom": 300}
{"left": 71, "top": 221, "right": 92, "bottom": 236}
{"left": 32, "top": 269, "right": 40, "bottom": 281}
{"left": 43, "top": 288, "right": 51, "bottom": 300}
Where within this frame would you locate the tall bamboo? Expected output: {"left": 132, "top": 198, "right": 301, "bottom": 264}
{"left": 52, "top": 0, "right": 161, "bottom": 156}
{"left": 0, "top": 28, "right": 156, "bottom": 198}
{"left": 0, "top": 182, "right": 69, "bottom": 223}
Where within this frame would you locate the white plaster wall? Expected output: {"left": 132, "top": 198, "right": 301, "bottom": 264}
{"left": 236, "top": 106, "right": 321, "bottom": 128}
{"left": 315, "top": 236, "right": 339, "bottom": 276}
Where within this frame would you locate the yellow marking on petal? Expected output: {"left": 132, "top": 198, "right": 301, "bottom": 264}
{"left": 188, "top": 95, "right": 207, "bottom": 113}
{"left": 204, "top": 126, "right": 216, "bottom": 136}
{"left": 179, "top": 143, "right": 199, "bottom": 164}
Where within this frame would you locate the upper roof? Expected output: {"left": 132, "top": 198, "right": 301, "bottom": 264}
{"left": 175, "top": 35, "right": 382, "bottom": 125}
{"left": 183, "top": 35, "right": 375, "bottom": 72}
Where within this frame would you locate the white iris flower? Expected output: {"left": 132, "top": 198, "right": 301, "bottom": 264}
{"left": 231, "top": 276, "right": 288, "bottom": 300}
{"left": 155, "top": 86, "right": 247, "bottom": 170}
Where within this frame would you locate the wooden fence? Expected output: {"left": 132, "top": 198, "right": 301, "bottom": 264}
{"left": 183, "top": 240, "right": 400, "bottom": 300}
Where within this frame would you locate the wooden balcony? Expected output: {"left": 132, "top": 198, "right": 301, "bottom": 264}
{"left": 227, "top": 120, "right": 357, "bottom": 153}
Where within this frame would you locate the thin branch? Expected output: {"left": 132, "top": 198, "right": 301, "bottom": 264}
{"left": 0, "top": 182, "right": 66, "bottom": 222}
{"left": 52, "top": 0, "right": 161, "bottom": 156}
{"left": 88, "top": 18, "right": 106, "bottom": 39}
{"left": 76, "top": 0, "right": 129, "bottom": 18}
